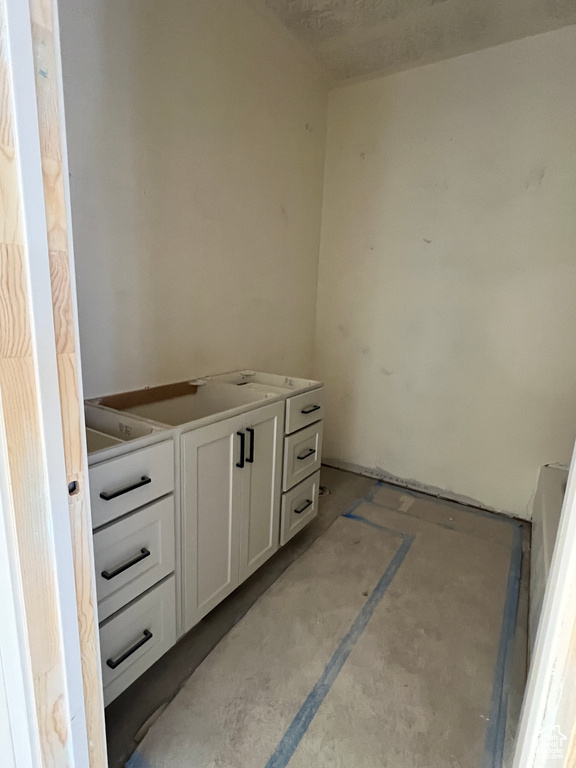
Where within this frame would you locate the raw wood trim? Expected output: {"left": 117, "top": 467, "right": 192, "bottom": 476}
{"left": 0, "top": 0, "right": 76, "bottom": 764}
{"left": 94, "top": 381, "right": 199, "bottom": 411}
{"left": 1, "top": 0, "right": 106, "bottom": 764}
{"left": 27, "top": 0, "right": 107, "bottom": 765}
{"left": 0, "top": 405, "right": 43, "bottom": 768}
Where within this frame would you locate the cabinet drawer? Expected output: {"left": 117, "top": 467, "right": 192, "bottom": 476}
{"left": 100, "top": 576, "right": 176, "bottom": 706}
{"left": 93, "top": 496, "right": 175, "bottom": 621}
{"left": 89, "top": 440, "right": 174, "bottom": 528}
{"left": 283, "top": 421, "right": 323, "bottom": 492}
{"left": 285, "top": 388, "right": 325, "bottom": 435}
{"left": 281, "top": 470, "right": 320, "bottom": 545}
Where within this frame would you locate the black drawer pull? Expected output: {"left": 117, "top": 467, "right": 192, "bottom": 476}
{"left": 236, "top": 431, "right": 245, "bottom": 468}
{"left": 99, "top": 475, "right": 151, "bottom": 501}
{"left": 101, "top": 548, "right": 151, "bottom": 581}
{"left": 246, "top": 427, "right": 255, "bottom": 463}
{"left": 106, "top": 629, "right": 153, "bottom": 670}
{"left": 301, "top": 404, "right": 321, "bottom": 415}
{"left": 294, "top": 499, "right": 313, "bottom": 515}
{"left": 297, "top": 448, "right": 316, "bottom": 461}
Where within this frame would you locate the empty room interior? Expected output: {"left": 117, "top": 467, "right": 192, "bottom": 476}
{"left": 50, "top": 0, "right": 576, "bottom": 765}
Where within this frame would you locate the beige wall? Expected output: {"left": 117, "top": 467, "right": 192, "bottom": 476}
{"left": 61, "top": 4, "right": 576, "bottom": 516}
{"left": 314, "top": 27, "right": 576, "bottom": 517}
{"left": 60, "top": 0, "right": 329, "bottom": 398}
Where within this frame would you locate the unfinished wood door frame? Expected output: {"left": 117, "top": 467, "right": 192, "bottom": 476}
{"left": 0, "top": 438, "right": 40, "bottom": 768}
{"left": 514, "top": 441, "right": 576, "bottom": 767}
{"left": 0, "top": 0, "right": 106, "bottom": 764}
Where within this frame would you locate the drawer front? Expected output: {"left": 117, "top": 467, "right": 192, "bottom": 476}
{"left": 93, "top": 496, "right": 175, "bottom": 622}
{"left": 281, "top": 470, "right": 320, "bottom": 545}
{"left": 100, "top": 576, "right": 176, "bottom": 706}
{"left": 89, "top": 440, "right": 174, "bottom": 528}
{"left": 283, "top": 421, "right": 323, "bottom": 492}
{"left": 285, "top": 388, "right": 325, "bottom": 435}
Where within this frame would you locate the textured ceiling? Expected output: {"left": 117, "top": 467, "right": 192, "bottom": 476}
{"left": 257, "top": 0, "right": 576, "bottom": 80}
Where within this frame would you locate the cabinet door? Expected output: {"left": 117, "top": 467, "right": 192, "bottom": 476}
{"left": 239, "top": 401, "right": 283, "bottom": 582}
{"left": 181, "top": 415, "right": 244, "bottom": 633}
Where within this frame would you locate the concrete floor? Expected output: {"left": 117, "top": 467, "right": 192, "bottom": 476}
{"left": 105, "top": 466, "right": 529, "bottom": 768}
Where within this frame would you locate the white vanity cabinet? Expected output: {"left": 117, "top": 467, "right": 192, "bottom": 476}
{"left": 281, "top": 469, "right": 321, "bottom": 545}
{"left": 88, "top": 437, "right": 177, "bottom": 705}
{"left": 279, "top": 388, "right": 324, "bottom": 544}
{"left": 285, "top": 387, "right": 325, "bottom": 434}
{"left": 181, "top": 400, "right": 283, "bottom": 633}
{"left": 99, "top": 575, "right": 176, "bottom": 706}
{"left": 89, "top": 440, "right": 174, "bottom": 528}
{"left": 93, "top": 496, "right": 175, "bottom": 622}
{"left": 86, "top": 371, "right": 323, "bottom": 702}
{"left": 181, "top": 411, "right": 244, "bottom": 629}
{"left": 239, "top": 401, "right": 284, "bottom": 581}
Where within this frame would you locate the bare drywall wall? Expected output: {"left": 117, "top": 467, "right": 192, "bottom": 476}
{"left": 314, "top": 26, "right": 576, "bottom": 517}
{"left": 60, "top": 0, "right": 328, "bottom": 398}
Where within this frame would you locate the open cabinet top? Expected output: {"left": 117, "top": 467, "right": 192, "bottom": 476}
{"left": 84, "top": 370, "right": 323, "bottom": 461}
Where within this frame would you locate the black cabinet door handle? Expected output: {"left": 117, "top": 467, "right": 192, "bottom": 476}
{"left": 297, "top": 447, "right": 316, "bottom": 461}
{"left": 294, "top": 499, "right": 313, "bottom": 515}
{"left": 100, "top": 475, "right": 151, "bottom": 501}
{"left": 246, "top": 427, "right": 255, "bottom": 463}
{"left": 301, "top": 404, "right": 321, "bottom": 415}
{"left": 236, "top": 431, "right": 245, "bottom": 468}
{"left": 106, "top": 629, "right": 153, "bottom": 670}
{"left": 101, "top": 548, "right": 151, "bottom": 581}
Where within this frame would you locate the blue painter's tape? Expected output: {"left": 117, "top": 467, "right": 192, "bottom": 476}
{"left": 127, "top": 480, "right": 522, "bottom": 768}
{"left": 364, "top": 500, "right": 458, "bottom": 532}
{"left": 343, "top": 510, "right": 406, "bottom": 538}
{"left": 373, "top": 478, "right": 521, "bottom": 528}
{"left": 482, "top": 523, "right": 524, "bottom": 768}
{"left": 265, "top": 521, "right": 414, "bottom": 768}
{"left": 364, "top": 480, "right": 384, "bottom": 503}
{"left": 366, "top": 476, "right": 523, "bottom": 532}
{"left": 125, "top": 486, "right": 389, "bottom": 768}
{"left": 341, "top": 495, "right": 366, "bottom": 517}
{"left": 336, "top": 480, "right": 385, "bottom": 524}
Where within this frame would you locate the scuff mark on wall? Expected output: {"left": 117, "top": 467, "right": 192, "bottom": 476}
{"left": 524, "top": 166, "right": 546, "bottom": 189}
{"left": 314, "top": 28, "right": 576, "bottom": 517}
{"left": 61, "top": 0, "right": 330, "bottom": 397}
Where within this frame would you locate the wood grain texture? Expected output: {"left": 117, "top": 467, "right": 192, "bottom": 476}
{"left": 0, "top": 30, "right": 21, "bottom": 248}
{"left": 0, "top": 4, "right": 73, "bottom": 764}
{"left": 27, "top": 1, "right": 107, "bottom": 765}
{"left": 29, "top": 0, "right": 52, "bottom": 31}
{"left": 0, "top": 245, "right": 32, "bottom": 357}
